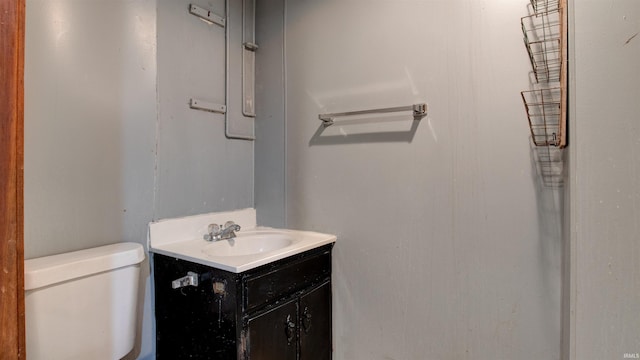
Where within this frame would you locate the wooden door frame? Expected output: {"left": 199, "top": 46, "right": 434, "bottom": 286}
{"left": 0, "top": 0, "right": 26, "bottom": 358}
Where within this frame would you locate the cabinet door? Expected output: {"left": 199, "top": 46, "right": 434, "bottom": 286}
{"left": 246, "top": 297, "right": 298, "bottom": 360}
{"left": 299, "top": 282, "right": 332, "bottom": 359}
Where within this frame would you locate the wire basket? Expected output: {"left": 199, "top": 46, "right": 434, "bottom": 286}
{"left": 521, "top": 87, "right": 562, "bottom": 147}
{"left": 529, "top": 0, "right": 559, "bottom": 13}
{"left": 521, "top": 9, "right": 562, "bottom": 83}
{"left": 531, "top": 144, "right": 564, "bottom": 187}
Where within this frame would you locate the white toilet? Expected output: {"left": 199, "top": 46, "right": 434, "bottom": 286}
{"left": 24, "top": 242, "right": 145, "bottom": 360}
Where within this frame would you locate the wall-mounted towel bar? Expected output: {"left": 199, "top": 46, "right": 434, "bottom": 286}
{"left": 318, "top": 103, "right": 427, "bottom": 126}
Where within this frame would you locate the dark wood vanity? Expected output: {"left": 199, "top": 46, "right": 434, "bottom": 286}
{"left": 152, "top": 243, "right": 333, "bottom": 359}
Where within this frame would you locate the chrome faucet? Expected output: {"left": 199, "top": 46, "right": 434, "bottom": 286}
{"left": 204, "top": 221, "right": 241, "bottom": 241}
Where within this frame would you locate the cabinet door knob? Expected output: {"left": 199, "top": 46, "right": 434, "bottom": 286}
{"left": 285, "top": 314, "right": 296, "bottom": 345}
{"left": 302, "top": 307, "right": 312, "bottom": 333}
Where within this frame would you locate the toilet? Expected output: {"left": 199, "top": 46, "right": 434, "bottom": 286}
{"left": 24, "top": 242, "right": 145, "bottom": 360}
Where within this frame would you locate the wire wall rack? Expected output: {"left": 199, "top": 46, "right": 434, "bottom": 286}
{"left": 520, "top": 0, "right": 567, "bottom": 150}
{"left": 521, "top": 0, "right": 567, "bottom": 186}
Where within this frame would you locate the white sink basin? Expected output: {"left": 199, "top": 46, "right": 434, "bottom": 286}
{"left": 201, "top": 231, "right": 294, "bottom": 257}
{"left": 148, "top": 209, "right": 336, "bottom": 273}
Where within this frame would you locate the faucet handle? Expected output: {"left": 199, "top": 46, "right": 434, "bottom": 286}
{"left": 224, "top": 221, "right": 241, "bottom": 232}
{"left": 208, "top": 223, "right": 220, "bottom": 233}
{"left": 204, "top": 223, "right": 220, "bottom": 240}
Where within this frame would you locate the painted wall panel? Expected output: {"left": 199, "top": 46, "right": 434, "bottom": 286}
{"left": 155, "top": 0, "right": 253, "bottom": 220}
{"left": 255, "top": 0, "right": 563, "bottom": 358}
{"left": 570, "top": 1, "right": 640, "bottom": 358}
{"left": 25, "top": 0, "right": 157, "bottom": 258}
{"left": 255, "top": 0, "right": 286, "bottom": 228}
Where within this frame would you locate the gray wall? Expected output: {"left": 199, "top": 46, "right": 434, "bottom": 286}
{"left": 156, "top": 0, "right": 252, "bottom": 219}
{"left": 25, "top": 0, "right": 157, "bottom": 261}
{"left": 24, "top": 0, "right": 252, "bottom": 358}
{"left": 255, "top": 0, "right": 286, "bottom": 228}
{"left": 566, "top": 0, "right": 640, "bottom": 359}
{"left": 256, "top": 0, "right": 563, "bottom": 359}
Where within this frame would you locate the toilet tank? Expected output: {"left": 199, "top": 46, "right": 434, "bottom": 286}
{"left": 24, "top": 242, "right": 145, "bottom": 360}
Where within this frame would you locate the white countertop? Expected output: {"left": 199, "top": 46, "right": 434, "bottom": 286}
{"left": 148, "top": 209, "right": 336, "bottom": 273}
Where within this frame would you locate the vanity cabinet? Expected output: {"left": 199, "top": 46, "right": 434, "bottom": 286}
{"left": 153, "top": 243, "right": 333, "bottom": 359}
{"left": 246, "top": 281, "right": 331, "bottom": 359}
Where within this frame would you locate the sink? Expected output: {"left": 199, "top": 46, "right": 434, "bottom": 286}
{"left": 148, "top": 209, "right": 336, "bottom": 273}
{"left": 201, "top": 231, "right": 295, "bottom": 257}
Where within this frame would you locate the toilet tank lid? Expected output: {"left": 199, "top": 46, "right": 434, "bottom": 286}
{"left": 24, "top": 242, "right": 145, "bottom": 291}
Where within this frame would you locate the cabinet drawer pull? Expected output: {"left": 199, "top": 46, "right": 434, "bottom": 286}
{"left": 302, "top": 307, "right": 312, "bottom": 333}
{"left": 171, "top": 271, "right": 199, "bottom": 289}
{"left": 285, "top": 314, "right": 296, "bottom": 345}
